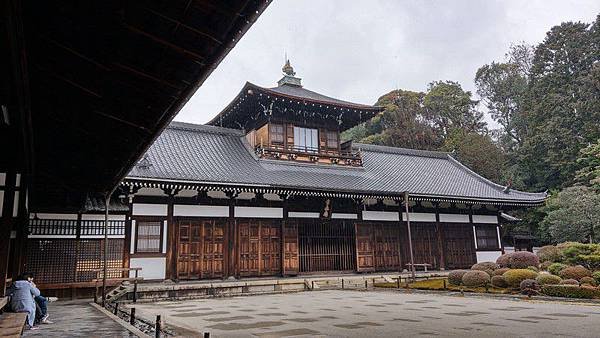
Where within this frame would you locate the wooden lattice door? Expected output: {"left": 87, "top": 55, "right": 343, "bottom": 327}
{"left": 444, "top": 224, "right": 476, "bottom": 269}
{"left": 374, "top": 224, "right": 401, "bottom": 272}
{"left": 355, "top": 223, "right": 375, "bottom": 272}
{"left": 177, "top": 220, "right": 224, "bottom": 279}
{"left": 408, "top": 223, "right": 439, "bottom": 269}
{"left": 283, "top": 221, "right": 299, "bottom": 275}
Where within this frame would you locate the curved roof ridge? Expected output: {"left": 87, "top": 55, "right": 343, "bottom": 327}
{"left": 169, "top": 121, "right": 244, "bottom": 136}
{"left": 262, "top": 82, "right": 381, "bottom": 109}
{"left": 355, "top": 143, "right": 450, "bottom": 159}
{"left": 445, "top": 154, "right": 547, "bottom": 199}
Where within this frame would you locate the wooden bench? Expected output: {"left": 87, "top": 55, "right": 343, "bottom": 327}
{"left": 405, "top": 263, "right": 432, "bottom": 272}
{"left": 0, "top": 297, "right": 28, "bottom": 338}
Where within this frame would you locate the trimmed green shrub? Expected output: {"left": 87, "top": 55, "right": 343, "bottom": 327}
{"left": 580, "top": 276, "right": 597, "bottom": 286}
{"left": 536, "top": 274, "right": 562, "bottom": 285}
{"left": 520, "top": 279, "right": 539, "bottom": 294}
{"left": 493, "top": 268, "right": 510, "bottom": 276}
{"left": 509, "top": 251, "right": 540, "bottom": 269}
{"left": 559, "top": 266, "right": 592, "bottom": 281}
{"left": 548, "top": 263, "right": 567, "bottom": 276}
{"left": 561, "top": 243, "right": 600, "bottom": 270}
{"left": 462, "top": 270, "right": 491, "bottom": 287}
{"left": 496, "top": 253, "right": 511, "bottom": 268}
{"left": 593, "top": 271, "right": 600, "bottom": 285}
{"left": 471, "top": 262, "right": 499, "bottom": 276}
{"left": 527, "top": 266, "right": 539, "bottom": 272}
{"left": 541, "top": 285, "right": 600, "bottom": 299}
{"left": 537, "top": 245, "right": 563, "bottom": 263}
{"left": 561, "top": 279, "right": 579, "bottom": 285}
{"left": 491, "top": 275, "right": 508, "bottom": 288}
{"left": 503, "top": 269, "right": 539, "bottom": 288}
{"left": 448, "top": 270, "right": 468, "bottom": 285}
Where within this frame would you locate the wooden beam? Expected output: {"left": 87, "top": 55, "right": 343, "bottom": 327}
{"left": 143, "top": 6, "right": 223, "bottom": 45}
{"left": 123, "top": 23, "right": 206, "bottom": 64}
{"left": 42, "top": 37, "right": 111, "bottom": 71}
{"left": 113, "top": 63, "right": 184, "bottom": 92}
{"left": 92, "top": 110, "right": 152, "bottom": 135}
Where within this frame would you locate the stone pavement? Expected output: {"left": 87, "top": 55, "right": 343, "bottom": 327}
{"left": 22, "top": 300, "right": 135, "bottom": 337}
{"left": 127, "top": 289, "right": 600, "bottom": 337}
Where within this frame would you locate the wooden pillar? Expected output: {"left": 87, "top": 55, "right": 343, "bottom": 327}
{"left": 123, "top": 194, "right": 134, "bottom": 275}
{"left": 165, "top": 189, "right": 177, "bottom": 280}
{"left": 280, "top": 194, "right": 288, "bottom": 276}
{"left": 435, "top": 203, "right": 446, "bottom": 270}
{"left": 0, "top": 171, "right": 16, "bottom": 296}
{"left": 226, "top": 192, "right": 238, "bottom": 279}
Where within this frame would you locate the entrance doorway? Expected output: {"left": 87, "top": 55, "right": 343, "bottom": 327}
{"left": 298, "top": 219, "right": 356, "bottom": 273}
{"left": 177, "top": 219, "right": 225, "bottom": 279}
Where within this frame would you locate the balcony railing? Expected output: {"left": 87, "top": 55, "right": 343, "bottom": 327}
{"left": 255, "top": 144, "right": 362, "bottom": 166}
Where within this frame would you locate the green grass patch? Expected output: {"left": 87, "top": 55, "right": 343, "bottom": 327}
{"left": 374, "top": 278, "right": 514, "bottom": 294}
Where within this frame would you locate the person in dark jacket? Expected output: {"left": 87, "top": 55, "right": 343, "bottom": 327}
{"left": 6, "top": 274, "right": 40, "bottom": 329}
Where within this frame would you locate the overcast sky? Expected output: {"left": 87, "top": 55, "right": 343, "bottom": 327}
{"left": 175, "top": 0, "right": 600, "bottom": 126}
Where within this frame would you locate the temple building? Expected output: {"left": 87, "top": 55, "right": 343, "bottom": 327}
{"left": 25, "top": 61, "right": 547, "bottom": 284}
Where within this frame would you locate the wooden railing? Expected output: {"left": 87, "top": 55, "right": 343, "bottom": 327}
{"left": 92, "top": 268, "right": 142, "bottom": 305}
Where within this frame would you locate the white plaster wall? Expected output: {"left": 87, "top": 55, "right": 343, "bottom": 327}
{"left": 288, "top": 212, "right": 319, "bottom": 218}
{"left": 362, "top": 211, "right": 399, "bottom": 222}
{"left": 331, "top": 213, "right": 357, "bottom": 219}
{"left": 472, "top": 215, "right": 498, "bottom": 224}
{"left": 174, "top": 205, "right": 229, "bottom": 217}
{"left": 476, "top": 251, "right": 503, "bottom": 263}
{"left": 234, "top": 207, "right": 283, "bottom": 218}
{"left": 81, "top": 214, "right": 126, "bottom": 221}
{"left": 129, "top": 257, "right": 166, "bottom": 280}
{"left": 402, "top": 212, "right": 436, "bottom": 222}
{"left": 439, "top": 214, "right": 469, "bottom": 223}
{"left": 132, "top": 203, "right": 167, "bottom": 216}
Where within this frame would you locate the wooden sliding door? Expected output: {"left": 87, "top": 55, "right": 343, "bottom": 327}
{"left": 283, "top": 221, "right": 299, "bottom": 275}
{"left": 237, "top": 220, "right": 281, "bottom": 277}
{"left": 356, "top": 223, "right": 401, "bottom": 272}
{"left": 177, "top": 219, "right": 225, "bottom": 279}
{"left": 444, "top": 224, "right": 476, "bottom": 269}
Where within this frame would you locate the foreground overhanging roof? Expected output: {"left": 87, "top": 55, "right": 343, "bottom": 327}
{"left": 17, "top": 0, "right": 270, "bottom": 210}
{"left": 126, "top": 122, "right": 547, "bottom": 206}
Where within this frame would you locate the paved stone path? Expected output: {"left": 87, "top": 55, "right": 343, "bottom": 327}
{"left": 22, "top": 300, "right": 134, "bottom": 337}
{"left": 127, "top": 289, "right": 600, "bottom": 337}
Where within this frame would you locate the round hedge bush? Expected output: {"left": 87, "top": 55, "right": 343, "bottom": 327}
{"left": 493, "top": 268, "right": 510, "bottom": 276}
{"left": 509, "top": 251, "right": 540, "bottom": 269}
{"left": 561, "top": 279, "right": 579, "bottom": 285}
{"left": 541, "top": 285, "right": 600, "bottom": 299}
{"left": 496, "top": 253, "right": 511, "bottom": 268}
{"left": 548, "top": 262, "right": 568, "bottom": 276}
{"left": 462, "top": 270, "right": 491, "bottom": 287}
{"left": 540, "top": 261, "right": 553, "bottom": 271}
{"left": 503, "top": 269, "right": 539, "bottom": 288}
{"left": 559, "top": 266, "right": 592, "bottom": 281}
{"left": 537, "top": 245, "right": 563, "bottom": 263}
{"left": 491, "top": 275, "right": 508, "bottom": 288}
{"left": 536, "top": 274, "right": 562, "bottom": 285}
{"left": 520, "top": 279, "right": 540, "bottom": 294}
{"left": 471, "top": 262, "right": 499, "bottom": 276}
{"left": 448, "top": 270, "right": 469, "bottom": 286}
{"left": 527, "top": 266, "right": 539, "bottom": 272}
{"left": 593, "top": 271, "right": 600, "bottom": 285}
{"left": 580, "top": 276, "right": 597, "bottom": 286}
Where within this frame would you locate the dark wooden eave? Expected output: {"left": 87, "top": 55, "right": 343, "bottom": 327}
{"left": 4, "top": 0, "right": 271, "bottom": 210}
{"left": 207, "top": 82, "right": 383, "bottom": 131}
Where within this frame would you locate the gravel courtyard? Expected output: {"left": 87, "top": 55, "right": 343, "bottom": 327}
{"left": 128, "top": 290, "right": 600, "bottom": 337}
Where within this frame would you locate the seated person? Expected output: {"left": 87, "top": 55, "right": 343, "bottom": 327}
{"left": 6, "top": 273, "right": 40, "bottom": 330}
{"left": 26, "top": 274, "right": 56, "bottom": 324}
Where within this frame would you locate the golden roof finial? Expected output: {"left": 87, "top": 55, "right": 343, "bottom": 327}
{"left": 282, "top": 59, "right": 295, "bottom": 76}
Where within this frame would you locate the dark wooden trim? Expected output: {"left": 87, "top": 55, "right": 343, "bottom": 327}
{"left": 0, "top": 171, "right": 16, "bottom": 295}
{"left": 280, "top": 194, "right": 288, "bottom": 276}
{"left": 475, "top": 248, "right": 503, "bottom": 252}
{"left": 166, "top": 192, "right": 176, "bottom": 280}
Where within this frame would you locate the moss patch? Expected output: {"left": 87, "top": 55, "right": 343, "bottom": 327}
{"left": 374, "top": 278, "right": 513, "bottom": 294}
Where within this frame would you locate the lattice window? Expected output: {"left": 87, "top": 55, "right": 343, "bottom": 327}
{"left": 326, "top": 131, "right": 339, "bottom": 149}
{"left": 28, "top": 219, "right": 77, "bottom": 236}
{"left": 269, "top": 123, "right": 284, "bottom": 144}
{"left": 26, "top": 239, "right": 124, "bottom": 284}
{"left": 80, "top": 220, "right": 125, "bottom": 236}
{"left": 136, "top": 221, "right": 162, "bottom": 253}
{"left": 475, "top": 225, "right": 499, "bottom": 250}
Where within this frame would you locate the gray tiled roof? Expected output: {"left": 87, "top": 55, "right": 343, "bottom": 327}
{"left": 265, "top": 83, "right": 376, "bottom": 109}
{"left": 127, "top": 122, "right": 547, "bottom": 204}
